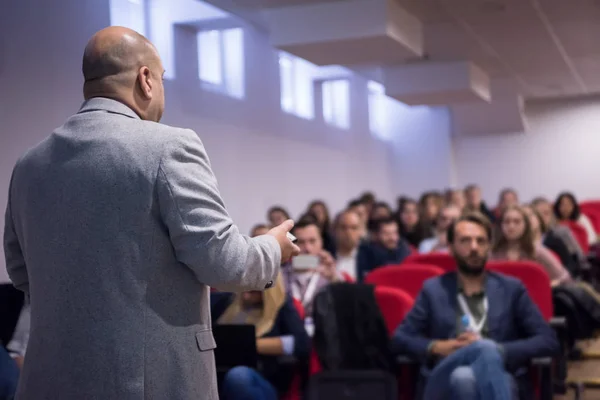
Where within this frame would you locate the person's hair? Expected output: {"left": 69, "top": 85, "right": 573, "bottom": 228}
{"left": 370, "top": 201, "right": 392, "bottom": 217}
{"left": 267, "top": 206, "right": 290, "bottom": 220}
{"left": 530, "top": 207, "right": 547, "bottom": 234}
{"left": 291, "top": 214, "right": 320, "bottom": 234}
{"left": 347, "top": 199, "right": 364, "bottom": 209}
{"left": 250, "top": 224, "right": 269, "bottom": 236}
{"left": 492, "top": 205, "right": 535, "bottom": 258}
{"left": 553, "top": 192, "right": 580, "bottom": 221}
{"left": 307, "top": 200, "right": 331, "bottom": 231}
{"left": 464, "top": 184, "right": 479, "bottom": 193}
{"left": 418, "top": 191, "right": 443, "bottom": 220}
{"left": 334, "top": 209, "right": 360, "bottom": 229}
{"left": 531, "top": 197, "right": 549, "bottom": 207}
{"left": 371, "top": 217, "right": 397, "bottom": 234}
{"left": 498, "top": 188, "right": 517, "bottom": 202}
{"left": 447, "top": 211, "right": 493, "bottom": 244}
{"left": 360, "top": 192, "right": 376, "bottom": 204}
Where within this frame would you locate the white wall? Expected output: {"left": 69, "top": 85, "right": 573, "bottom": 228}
{"left": 0, "top": 0, "right": 454, "bottom": 282}
{"left": 453, "top": 96, "right": 600, "bottom": 205}
{"left": 389, "top": 103, "right": 455, "bottom": 197}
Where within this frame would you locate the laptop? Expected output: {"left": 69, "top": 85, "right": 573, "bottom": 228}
{"left": 213, "top": 324, "right": 258, "bottom": 371}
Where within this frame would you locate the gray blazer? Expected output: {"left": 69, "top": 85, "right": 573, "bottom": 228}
{"left": 3, "top": 98, "right": 281, "bottom": 400}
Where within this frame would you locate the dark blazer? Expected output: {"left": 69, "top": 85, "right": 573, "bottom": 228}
{"left": 543, "top": 231, "right": 580, "bottom": 277}
{"left": 211, "top": 292, "right": 310, "bottom": 394}
{"left": 356, "top": 240, "right": 412, "bottom": 282}
{"left": 392, "top": 271, "right": 559, "bottom": 396}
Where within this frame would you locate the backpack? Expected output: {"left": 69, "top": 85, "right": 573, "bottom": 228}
{"left": 312, "top": 283, "right": 392, "bottom": 371}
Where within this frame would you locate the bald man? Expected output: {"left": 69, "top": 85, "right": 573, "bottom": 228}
{"left": 3, "top": 27, "right": 299, "bottom": 400}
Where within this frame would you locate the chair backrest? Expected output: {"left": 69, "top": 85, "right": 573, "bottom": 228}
{"left": 373, "top": 286, "right": 415, "bottom": 335}
{"left": 580, "top": 201, "right": 600, "bottom": 213}
{"left": 292, "top": 297, "right": 305, "bottom": 320}
{"left": 487, "top": 260, "right": 553, "bottom": 320}
{"left": 402, "top": 252, "right": 456, "bottom": 272}
{"left": 560, "top": 220, "right": 590, "bottom": 254}
{"left": 364, "top": 263, "right": 444, "bottom": 299}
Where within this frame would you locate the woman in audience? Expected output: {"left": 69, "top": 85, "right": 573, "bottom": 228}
{"left": 267, "top": 206, "right": 291, "bottom": 228}
{"left": 212, "top": 275, "right": 310, "bottom": 400}
{"left": 554, "top": 192, "right": 598, "bottom": 246}
{"left": 445, "top": 189, "right": 466, "bottom": 211}
{"left": 491, "top": 205, "right": 572, "bottom": 285}
{"left": 396, "top": 198, "right": 432, "bottom": 248}
{"left": 307, "top": 200, "right": 335, "bottom": 254}
{"left": 418, "top": 191, "right": 443, "bottom": 227}
{"left": 523, "top": 206, "right": 580, "bottom": 277}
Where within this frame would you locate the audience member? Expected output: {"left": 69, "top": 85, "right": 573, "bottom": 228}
{"left": 554, "top": 192, "right": 598, "bottom": 246}
{"left": 419, "top": 204, "right": 461, "bottom": 254}
{"left": 333, "top": 210, "right": 363, "bottom": 281}
{"left": 446, "top": 189, "right": 466, "bottom": 211}
{"left": 496, "top": 188, "right": 519, "bottom": 214}
{"left": 356, "top": 218, "right": 411, "bottom": 281}
{"left": 397, "top": 199, "right": 432, "bottom": 248}
{"left": 491, "top": 206, "right": 572, "bottom": 286}
{"left": 284, "top": 216, "right": 342, "bottom": 317}
{"left": 306, "top": 200, "right": 336, "bottom": 254}
{"left": 251, "top": 224, "right": 270, "bottom": 238}
{"left": 532, "top": 197, "right": 590, "bottom": 272}
{"left": 464, "top": 184, "right": 496, "bottom": 222}
{"left": 369, "top": 202, "right": 393, "bottom": 221}
{"left": 268, "top": 206, "right": 291, "bottom": 228}
{"left": 419, "top": 191, "right": 444, "bottom": 227}
{"left": 523, "top": 206, "right": 580, "bottom": 277}
{"left": 212, "top": 275, "right": 310, "bottom": 400}
{"left": 347, "top": 199, "right": 368, "bottom": 237}
{"left": 359, "top": 192, "right": 377, "bottom": 215}
{"left": 393, "top": 212, "right": 559, "bottom": 399}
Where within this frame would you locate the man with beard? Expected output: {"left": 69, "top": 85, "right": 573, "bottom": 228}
{"left": 392, "top": 212, "right": 559, "bottom": 400}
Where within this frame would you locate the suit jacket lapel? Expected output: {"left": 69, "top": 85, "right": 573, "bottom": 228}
{"left": 442, "top": 274, "right": 459, "bottom": 338}
{"left": 484, "top": 275, "right": 501, "bottom": 336}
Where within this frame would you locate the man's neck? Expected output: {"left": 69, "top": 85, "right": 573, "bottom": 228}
{"left": 458, "top": 272, "right": 485, "bottom": 295}
{"left": 336, "top": 244, "right": 356, "bottom": 258}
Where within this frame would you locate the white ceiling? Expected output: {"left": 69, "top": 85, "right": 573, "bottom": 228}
{"left": 206, "top": 0, "right": 600, "bottom": 101}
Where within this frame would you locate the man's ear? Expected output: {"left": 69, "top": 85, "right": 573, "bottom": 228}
{"left": 138, "top": 66, "right": 153, "bottom": 100}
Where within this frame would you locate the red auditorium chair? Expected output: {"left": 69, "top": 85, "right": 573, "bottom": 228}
{"left": 487, "top": 261, "right": 553, "bottom": 319}
{"left": 487, "top": 260, "right": 566, "bottom": 399}
{"left": 402, "top": 252, "right": 456, "bottom": 272}
{"left": 580, "top": 206, "right": 600, "bottom": 235}
{"left": 364, "top": 264, "right": 444, "bottom": 299}
{"left": 560, "top": 220, "right": 590, "bottom": 254}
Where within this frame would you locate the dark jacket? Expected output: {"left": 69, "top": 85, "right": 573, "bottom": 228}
{"left": 543, "top": 231, "right": 580, "bottom": 277}
{"left": 356, "top": 241, "right": 412, "bottom": 282}
{"left": 312, "top": 283, "right": 392, "bottom": 371}
{"left": 211, "top": 292, "right": 310, "bottom": 394}
{"left": 393, "top": 271, "right": 559, "bottom": 397}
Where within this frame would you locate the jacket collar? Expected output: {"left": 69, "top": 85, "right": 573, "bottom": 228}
{"left": 78, "top": 97, "right": 141, "bottom": 120}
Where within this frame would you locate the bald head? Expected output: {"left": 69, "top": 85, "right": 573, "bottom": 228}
{"left": 83, "top": 27, "right": 157, "bottom": 86}
{"left": 82, "top": 27, "right": 165, "bottom": 122}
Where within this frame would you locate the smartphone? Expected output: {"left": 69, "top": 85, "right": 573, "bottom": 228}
{"left": 286, "top": 232, "right": 297, "bottom": 242}
{"left": 292, "top": 254, "right": 320, "bottom": 270}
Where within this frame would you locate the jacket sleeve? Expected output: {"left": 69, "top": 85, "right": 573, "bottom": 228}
{"left": 499, "top": 282, "right": 560, "bottom": 368}
{"left": 156, "top": 129, "right": 281, "bottom": 292}
{"left": 3, "top": 166, "right": 29, "bottom": 296}
{"left": 391, "top": 287, "right": 433, "bottom": 362}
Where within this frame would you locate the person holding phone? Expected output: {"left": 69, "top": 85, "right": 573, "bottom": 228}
{"left": 282, "top": 215, "right": 343, "bottom": 320}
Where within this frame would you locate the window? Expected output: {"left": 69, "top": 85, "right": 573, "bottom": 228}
{"left": 368, "top": 81, "right": 389, "bottom": 140}
{"left": 197, "top": 28, "right": 245, "bottom": 99}
{"left": 279, "top": 52, "right": 315, "bottom": 120}
{"left": 322, "top": 80, "right": 350, "bottom": 129}
{"left": 109, "top": 0, "right": 147, "bottom": 38}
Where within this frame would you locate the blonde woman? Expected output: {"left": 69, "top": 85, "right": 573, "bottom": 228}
{"left": 211, "top": 275, "right": 310, "bottom": 400}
